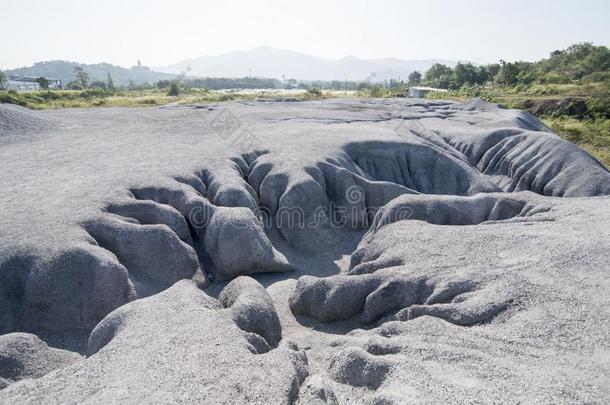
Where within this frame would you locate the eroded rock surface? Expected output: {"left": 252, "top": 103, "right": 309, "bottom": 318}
{"left": 0, "top": 333, "right": 81, "bottom": 388}
{"left": 219, "top": 276, "right": 283, "bottom": 349}
{"left": 0, "top": 281, "right": 308, "bottom": 403}
{"left": 0, "top": 98, "right": 609, "bottom": 403}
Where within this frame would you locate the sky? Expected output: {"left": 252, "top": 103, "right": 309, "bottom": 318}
{"left": 1, "top": 0, "right": 609, "bottom": 69}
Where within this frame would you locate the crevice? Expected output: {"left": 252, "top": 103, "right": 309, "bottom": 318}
{"left": 0, "top": 130, "right": 592, "bottom": 347}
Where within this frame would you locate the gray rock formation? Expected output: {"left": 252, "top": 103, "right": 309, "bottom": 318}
{"left": 1, "top": 281, "right": 308, "bottom": 402}
{"left": 219, "top": 276, "right": 282, "bottom": 348}
{"left": 0, "top": 333, "right": 81, "bottom": 388}
{"left": 0, "top": 104, "right": 51, "bottom": 136}
{"left": 0, "top": 245, "right": 135, "bottom": 335}
{"left": 0, "top": 98, "right": 609, "bottom": 402}
{"left": 297, "top": 374, "right": 338, "bottom": 404}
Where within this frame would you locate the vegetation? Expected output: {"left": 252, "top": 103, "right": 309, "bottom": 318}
{"left": 0, "top": 70, "right": 7, "bottom": 90}
{"left": 167, "top": 81, "right": 180, "bottom": 96}
{"left": 306, "top": 87, "right": 322, "bottom": 98}
{"left": 5, "top": 60, "right": 177, "bottom": 87}
{"left": 0, "top": 87, "right": 340, "bottom": 110}
{"left": 35, "top": 76, "right": 49, "bottom": 89}
{"left": 1, "top": 43, "right": 607, "bottom": 165}
{"left": 420, "top": 43, "right": 609, "bottom": 90}
{"left": 418, "top": 43, "right": 609, "bottom": 166}
{"left": 408, "top": 71, "right": 422, "bottom": 86}
{"left": 107, "top": 73, "right": 115, "bottom": 90}
{"left": 74, "top": 66, "right": 89, "bottom": 89}
{"left": 89, "top": 81, "right": 108, "bottom": 90}
{"left": 544, "top": 117, "right": 610, "bottom": 166}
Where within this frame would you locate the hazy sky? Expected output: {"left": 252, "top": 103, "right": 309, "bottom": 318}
{"left": 2, "top": 0, "right": 609, "bottom": 69}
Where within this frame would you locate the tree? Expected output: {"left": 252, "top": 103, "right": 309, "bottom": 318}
{"left": 424, "top": 64, "right": 453, "bottom": 81}
{"left": 0, "top": 70, "right": 7, "bottom": 90}
{"left": 89, "top": 81, "right": 107, "bottom": 90}
{"left": 36, "top": 76, "right": 50, "bottom": 89}
{"left": 157, "top": 80, "right": 170, "bottom": 89}
{"left": 306, "top": 87, "right": 322, "bottom": 97}
{"left": 453, "top": 63, "right": 480, "bottom": 87}
{"left": 423, "top": 63, "right": 455, "bottom": 89}
{"left": 329, "top": 80, "right": 343, "bottom": 90}
{"left": 66, "top": 81, "right": 82, "bottom": 90}
{"left": 107, "top": 73, "right": 115, "bottom": 90}
{"left": 408, "top": 71, "right": 422, "bottom": 86}
{"left": 581, "top": 46, "right": 610, "bottom": 75}
{"left": 167, "top": 81, "right": 180, "bottom": 96}
{"left": 74, "top": 66, "right": 89, "bottom": 89}
{"left": 495, "top": 60, "right": 520, "bottom": 86}
{"left": 478, "top": 64, "right": 500, "bottom": 84}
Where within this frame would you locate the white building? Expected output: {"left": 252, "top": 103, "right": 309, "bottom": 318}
{"left": 408, "top": 86, "right": 447, "bottom": 98}
{"left": 7, "top": 75, "right": 63, "bottom": 91}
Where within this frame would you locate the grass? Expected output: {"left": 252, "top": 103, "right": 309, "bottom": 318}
{"left": 0, "top": 87, "right": 342, "bottom": 110}
{"left": 427, "top": 83, "right": 610, "bottom": 167}
{"left": 543, "top": 116, "right": 610, "bottom": 167}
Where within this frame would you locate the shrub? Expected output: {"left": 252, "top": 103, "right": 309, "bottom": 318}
{"left": 157, "top": 80, "right": 171, "bottom": 89}
{"left": 306, "top": 87, "right": 322, "bottom": 97}
{"left": 587, "top": 86, "right": 610, "bottom": 118}
{"left": 0, "top": 70, "right": 7, "bottom": 90}
{"left": 167, "top": 82, "right": 180, "bottom": 96}
{"left": 36, "top": 77, "right": 50, "bottom": 89}
{"left": 0, "top": 91, "right": 27, "bottom": 106}
{"left": 66, "top": 81, "right": 83, "bottom": 90}
{"left": 80, "top": 88, "right": 109, "bottom": 99}
{"left": 89, "top": 81, "right": 108, "bottom": 90}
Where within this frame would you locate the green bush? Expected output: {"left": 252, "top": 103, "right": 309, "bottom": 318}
{"left": 167, "top": 82, "right": 180, "bottom": 96}
{"left": 306, "top": 87, "right": 322, "bottom": 97}
{"left": 80, "top": 88, "right": 110, "bottom": 99}
{"left": 587, "top": 86, "right": 610, "bottom": 118}
{"left": 38, "top": 90, "right": 62, "bottom": 101}
{"left": 458, "top": 84, "right": 500, "bottom": 103}
{"left": 544, "top": 117, "right": 610, "bottom": 167}
{"left": 0, "top": 91, "right": 27, "bottom": 106}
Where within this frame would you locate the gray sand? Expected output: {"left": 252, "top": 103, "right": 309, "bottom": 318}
{"left": 0, "top": 98, "right": 609, "bottom": 403}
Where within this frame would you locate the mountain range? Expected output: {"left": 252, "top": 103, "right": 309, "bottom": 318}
{"left": 5, "top": 61, "right": 176, "bottom": 87}
{"left": 155, "top": 46, "right": 457, "bottom": 81}
{"left": 5, "top": 47, "right": 458, "bottom": 85}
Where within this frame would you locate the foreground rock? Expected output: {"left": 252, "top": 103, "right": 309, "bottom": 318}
{"left": 0, "top": 333, "right": 81, "bottom": 387}
{"left": 219, "top": 276, "right": 283, "bottom": 348}
{"left": 289, "top": 193, "right": 610, "bottom": 402}
{"left": 0, "top": 98, "right": 609, "bottom": 402}
{"left": 0, "top": 280, "right": 308, "bottom": 403}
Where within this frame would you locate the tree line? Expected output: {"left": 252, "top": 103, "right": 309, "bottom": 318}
{"left": 413, "top": 43, "right": 609, "bottom": 90}
{"left": 2, "top": 43, "right": 607, "bottom": 93}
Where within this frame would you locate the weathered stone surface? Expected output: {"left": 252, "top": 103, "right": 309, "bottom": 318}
{"left": 0, "top": 333, "right": 81, "bottom": 387}
{"left": 1, "top": 281, "right": 308, "bottom": 403}
{"left": 219, "top": 276, "right": 282, "bottom": 347}
{"left": 0, "top": 98, "right": 609, "bottom": 403}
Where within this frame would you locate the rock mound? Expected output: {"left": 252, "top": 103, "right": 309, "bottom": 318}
{"left": 0, "top": 333, "right": 81, "bottom": 387}
{"left": 0, "top": 104, "right": 50, "bottom": 136}
{"left": 2, "top": 281, "right": 308, "bottom": 403}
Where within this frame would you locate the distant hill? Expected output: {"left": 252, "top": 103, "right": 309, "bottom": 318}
{"left": 155, "top": 46, "right": 457, "bottom": 81}
{"left": 6, "top": 61, "right": 176, "bottom": 86}
{"left": 5, "top": 47, "right": 459, "bottom": 86}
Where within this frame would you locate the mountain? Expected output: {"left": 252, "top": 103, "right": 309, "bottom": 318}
{"left": 155, "top": 46, "right": 457, "bottom": 81}
{"left": 6, "top": 48, "right": 458, "bottom": 86}
{"left": 6, "top": 61, "right": 176, "bottom": 86}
